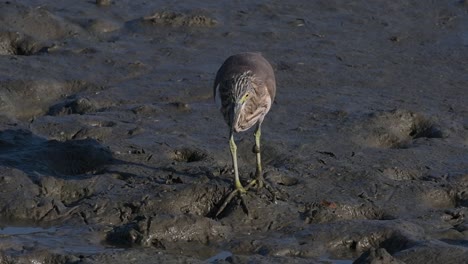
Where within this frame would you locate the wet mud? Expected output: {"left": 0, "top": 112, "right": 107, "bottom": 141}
{"left": 0, "top": 0, "right": 467, "bottom": 263}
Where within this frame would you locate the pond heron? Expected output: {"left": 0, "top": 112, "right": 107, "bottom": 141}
{"left": 213, "top": 52, "right": 276, "bottom": 216}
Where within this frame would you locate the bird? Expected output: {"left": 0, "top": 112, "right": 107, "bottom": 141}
{"left": 213, "top": 52, "right": 276, "bottom": 216}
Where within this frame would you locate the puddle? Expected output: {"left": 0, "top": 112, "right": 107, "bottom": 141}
{"left": 318, "top": 255, "right": 354, "bottom": 264}
{"left": 0, "top": 226, "right": 57, "bottom": 236}
{"left": 0, "top": 225, "right": 119, "bottom": 254}
{"left": 205, "top": 250, "right": 233, "bottom": 263}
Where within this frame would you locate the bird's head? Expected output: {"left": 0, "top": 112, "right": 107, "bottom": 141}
{"left": 230, "top": 71, "right": 254, "bottom": 130}
{"left": 232, "top": 71, "right": 254, "bottom": 103}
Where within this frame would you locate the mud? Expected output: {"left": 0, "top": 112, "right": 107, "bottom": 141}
{"left": 0, "top": 0, "right": 467, "bottom": 263}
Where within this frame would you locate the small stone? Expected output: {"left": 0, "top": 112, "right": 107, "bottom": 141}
{"left": 389, "top": 36, "right": 400, "bottom": 42}
{"left": 96, "top": 0, "right": 111, "bottom": 6}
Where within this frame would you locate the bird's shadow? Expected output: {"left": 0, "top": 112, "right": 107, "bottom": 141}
{"left": 0, "top": 128, "right": 117, "bottom": 182}
{"left": 0, "top": 128, "right": 190, "bottom": 182}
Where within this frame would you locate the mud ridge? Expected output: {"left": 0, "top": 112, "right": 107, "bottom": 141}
{"left": 357, "top": 109, "right": 443, "bottom": 149}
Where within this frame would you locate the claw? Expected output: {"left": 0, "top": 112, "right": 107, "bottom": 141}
{"left": 215, "top": 188, "right": 249, "bottom": 218}
{"left": 215, "top": 175, "right": 280, "bottom": 218}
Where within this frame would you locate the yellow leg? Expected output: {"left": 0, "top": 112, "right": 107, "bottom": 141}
{"left": 230, "top": 133, "right": 246, "bottom": 192}
{"left": 215, "top": 125, "right": 276, "bottom": 217}
{"left": 215, "top": 133, "right": 248, "bottom": 217}
{"left": 253, "top": 124, "right": 264, "bottom": 188}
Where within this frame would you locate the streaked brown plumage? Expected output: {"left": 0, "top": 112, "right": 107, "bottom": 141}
{"left": 213, "top": 52, "right": 276, "bottom": 216}
{"left": 214, "top": 52, "right": 276, "bottom": 132}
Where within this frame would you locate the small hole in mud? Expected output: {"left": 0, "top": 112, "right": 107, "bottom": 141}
{"left": 0, "top": 32, "right": 42, "bottom": 56}
{"left": 151, "top": 239, "right": 166, "bottom": 249}
{"left": 363, "top": 110, "right": 444, "bottom": 149}
{"left": 379, "top": 233, "right": 410, "bottom": 254}
{"left": 409, "top": 123, "right": 443, "bottom": 139}
{"left": 173, "top": 148, "right": 207, "bottom": 163}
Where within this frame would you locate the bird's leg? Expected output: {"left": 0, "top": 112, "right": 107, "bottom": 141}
{"left": 215, "top": 133, "right": 249, "bottom": 217}
{"left": 229, "top": 133, "right": 246, "bottom": 193}
{"left": 246, "top": 123, "right": 277, "bottom": 202}
{"left": 253, "top": 123, "right": 264, "bottom": 188}
{"left": 245, "top": 123, "right": 264, "bottom": 189}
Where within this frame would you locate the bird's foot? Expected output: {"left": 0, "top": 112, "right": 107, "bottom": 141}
{"left": 214, "top": 174, "right": 282, "bottom": 218}
{"left": 215, "top": 187, "right": 250, "bottom": 218}
{"left": 246, "top": 176, "right": 278, "bottom": 204}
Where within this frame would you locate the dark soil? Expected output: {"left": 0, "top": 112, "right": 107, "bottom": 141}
{"left": 0, "top": 0, "right": 467, "bottom": 263}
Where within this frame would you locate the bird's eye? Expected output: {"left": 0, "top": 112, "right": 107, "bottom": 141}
{"left": 239, "top": 93, "right": 250, "bottom": 103}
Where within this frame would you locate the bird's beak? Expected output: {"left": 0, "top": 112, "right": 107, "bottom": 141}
{"left": 230, "top": 102, "right": 243, "bottom": 132}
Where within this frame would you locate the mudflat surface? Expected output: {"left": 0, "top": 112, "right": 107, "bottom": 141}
{"left": 0, "top": 0, "right": 467, "bottom": 263}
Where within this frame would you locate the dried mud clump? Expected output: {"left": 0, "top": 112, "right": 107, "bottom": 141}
{"left": 358, "top": 109, "right": 443, "bottom": 148}
{"left": 143, "top": 11, "right": 217, "bottom": 27}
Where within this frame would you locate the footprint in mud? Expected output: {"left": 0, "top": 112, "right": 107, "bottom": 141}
{"left": 0, "top": 129, "right": 112, "bottom": 177}
{"left": 357, "top": 109, "right": 443, "bottom": 149}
